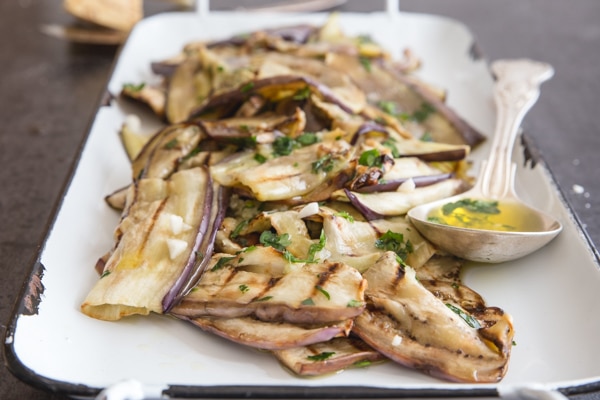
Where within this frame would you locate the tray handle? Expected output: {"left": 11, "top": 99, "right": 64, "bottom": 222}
{"left": 194, "top": 0, "right": 401, "bottom": 17}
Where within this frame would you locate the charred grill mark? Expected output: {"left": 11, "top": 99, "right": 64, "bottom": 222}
{"left": 252, "top": 277, "right": 278, "bottom": 302}
{"left": 316, "top": 262, "right": 341, "bottom": 287}
{"left": 392, "top": 264, "right": 405, "bottom": 286}
{"left": 139, "top": 198, "right": 168, "bottom": 256}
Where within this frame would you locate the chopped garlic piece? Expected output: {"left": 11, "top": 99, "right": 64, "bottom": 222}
{"left": 169, "top": 214, "right": 192, "bottom": 235}
{"left": 166, "top": 238, "right": 188, "bottom": 260}
{"left": 298, "top": 202, "right": 319, "bottom": 218}
{"left": 392, "top": 334, "right": 402, "bottom": 346}
{"left": 397, "top": 178, "right": 416, "bottom": 193}
{"left": 124, "top": 114, "right": 141, "bottom": 133}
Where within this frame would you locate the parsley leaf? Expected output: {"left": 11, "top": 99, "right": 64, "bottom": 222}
{"left": 358, "top": 149, "right": 383, "bottom": 168}
{"left": 375, "top": 230, "right": 414, "bottom": 261}
{"left": 260, "top": 231, "right": 291, "bottom": 252}
{"left": 441, "top": 199, "right": 501, "bottom": 215}
{"left": 307, "top": 229, "right": 326, "bottom": 261}
{"left": 311, "top": 154, "right": 335, "bottom": 173}
{"left": 446, "top": 303, "right": 481, "bottom": 329}
{"left": 307, "top": 352, "right": 335, "bottom": 361}
{"left": 123, "top": 82, "right": 145, "bottom": 92}
{"left": 211, "top": 256, "right": 236, "bottom": 271}
{"left": 293, "top": 86, "right": 311, "bottom": 100}
{"left": 272, "top": 136, "right": 295, "bottom": 156}
{"left": 296, "top": 132, "right": 319, "bottom": 146}
{"left": 315, "top": 285, "right": 331, "bottom": 300}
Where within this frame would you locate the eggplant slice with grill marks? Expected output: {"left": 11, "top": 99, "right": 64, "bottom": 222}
{"left": 273, "top": 336, "right": 386, "bottom": 376}
{"left": 171, "top": 256, "right": 367, "bottom": 325}
{"left": 353, "top": 252, "right": 514, "bottom": 383}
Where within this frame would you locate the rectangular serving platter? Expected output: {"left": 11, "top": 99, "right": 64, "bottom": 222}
{"left": 4, "top": 10, "right": 600, "bottom": 399}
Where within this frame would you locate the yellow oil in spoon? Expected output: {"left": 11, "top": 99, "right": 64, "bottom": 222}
{"left": 427, "top": 198, "right": 540, "bottom": 232}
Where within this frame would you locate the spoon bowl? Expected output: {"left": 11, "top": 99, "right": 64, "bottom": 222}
{"left": 407, "top": 59, "right": 562, "bottom": 263}
{"left": 407, "top": 193, "right": 562, "bottom": 263}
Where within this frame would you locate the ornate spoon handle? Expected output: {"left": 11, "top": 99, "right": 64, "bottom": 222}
{"left": 476, "top": 59, "right": 554, "bottom": 199}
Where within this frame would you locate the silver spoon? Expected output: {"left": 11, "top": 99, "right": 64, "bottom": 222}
{"left": 407, "top": 59, "right": 562, "bottom": 263}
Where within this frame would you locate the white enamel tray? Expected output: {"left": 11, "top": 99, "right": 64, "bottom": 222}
{"left": 4, "top": 9, "right": 600, "bottom": 400}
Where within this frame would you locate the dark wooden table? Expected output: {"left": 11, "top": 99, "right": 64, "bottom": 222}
{"left": 1, "top": 1, "right": 599, "bottom": 399}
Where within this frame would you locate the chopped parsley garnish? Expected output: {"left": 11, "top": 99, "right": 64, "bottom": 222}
{"left": 359, "top": 57, "right": 372, "bottom": 72}
{"left": 254, "top": 296, "right": 273, "bottom": 302}
{"left": 254, "top": 153, "right": 267, "bottom": 163}
{"left": 335, "top": 211, "right": 355, "bottom": 222}
{"left": 358, "top": 148, "right": 383, "bottom": 168}
{"left": 272, "top": 136, "right": 295, "bottom": 156}
{"left": 240, "top": 81, "right": 255, "bottom": 93}
{"left": 311, "top": 154, "right": 335, "bottom": 173}
{"left": 356, "top": 34, "right": 375, "bottom": 44}
{"left": 293, "top": 86, "right": 311, "bottom": 100}
{"left": 375, "top": 230, "right": 414, "bottom": 261}
{"left": 301, "top": 298, "right": 315, "bottom": 306}
{"left": 412, "top": 102, "right": 436, "bottom": 122}
{"left": 211, "top": 256, "right": 236, "bottom": 271}
{"left": 347, "top": 299, "right": 364, "bottom": 308}
{"left": 231, "top": 135, "right": 257, "bottom": 149}
{"left": 377, "top": 101, "right": 435, "bottom": 123}
{"left": 181, "top": 146, "right": 202, "bottom": 161}
{"left": 100, "top": 270, "right": 111, "bottom": 278}
{"left": 382, "top": 138, "right": 401, "bottom": 157}
{"left": 353, "top": 360, "right": 372, "bottom": 368}
{"left": 377, "top": 100, "right": 397, "bottom": 116}
{"left": 315, "top": 285, "right": 331, "bottom": 300}
{"left": 441, "top": 199, "right": 501, "bottom": 215}
{"left": 259, "top": 231, "right": 291, "bottom": 252}
{"left": 420, "top": 132, "right": 433, "bottom": 142}
{"left": 446, "top": 303, "right": 481, "bottom": 329}
{"left": 283, "top": 250, "right": 311, "bottom": 263}
{"left": 272, "top": 133, "right": 319, "bottom": 157}
{"left": 307, "top": 352, "right": 335, "bottom": 361}
{"left": 306, "top": 229, "right": 326, "bottom": 261}
{"left": 239, "top": 284, "right": 249, "bottom": 293}
{"left": 164, "top": 139, "right": 178, "bottom": 149}
{"left": 231, "top": 219, "right": 249, "bottom": 239}
{"left": 296, "top": 132, "right": 319, "bottom": 146}
{"left": 123, "top": 82, "right": 145, "bottom": 92}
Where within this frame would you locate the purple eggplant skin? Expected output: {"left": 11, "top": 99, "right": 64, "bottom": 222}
{"left": 353, "top": 173, "right": 453, "bottom": 193}
{"left": 399, "top": 149, "right": 468, "bottom": 162}
{"left": 189, "top": 75, "right": 354, "bottom": 120}
{"left": 343, "top": 188, "right": 386, "bottom": 221}
{"left": 179, "top": 315, "right": 353, "bottom": 350}
{"left": 162, "top": 182, "right": 231, "bottom": 312}
{"left": 160, "top": 169, "right": 214, "bottom": 312}
{"left": 350, "top": 122, "right": 389, "bottom": 145}
{"left": 104, "top": 185, "right": 129, "bottom": 211}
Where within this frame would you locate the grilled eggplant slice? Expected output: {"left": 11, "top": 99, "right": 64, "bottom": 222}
{"left": 211, "top": 139, "right": 353, "bottom": 201}
{"left": 354, "top": 252, "right": 514, "bottom": 383}
{"left": 132, "top": 123, "right": 205, "bottom": 181}
{"left": 337, "top": 178, "right": 467, "bottom": 220}
{"left": 273, "top": 337, "right": 386, "bottom": 376}
{"left": 81, "top": 167, "right": 216, "bottom": 320}
{"left": 325, "top": 53, "right": 485, "bottom": 147}
{"left": 171, "top": 257, "right": 366, "bottom": 325}
{"left": 180, "top": 316, "right": 353, "bottom": 350}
